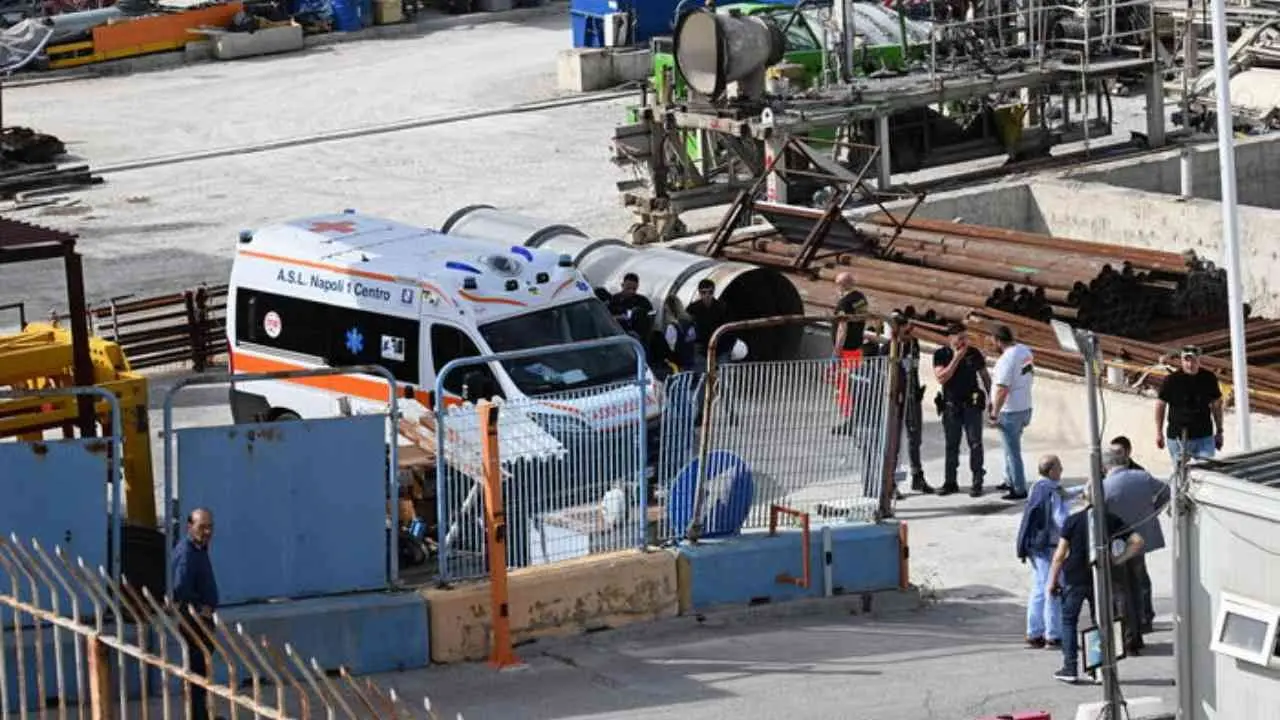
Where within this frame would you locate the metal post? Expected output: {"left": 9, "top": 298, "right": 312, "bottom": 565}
{"left": 1083, "top": 333, "right": 1123, "bottom": 716}
{"left": 762, "top": 110, "right": 788, "bottom": 204}
{"left": 1172, "top": 456, "right": 1195, "bottom": 718}
{"left": 1180, "top": 147, "right": 1194, "bottom": 199}
{"left": 876, "top": 115, "right": 892, "bottom": 189}
{"left": 1208, "top": 0, "right": 1252, "bottom": 451}
{"left": 479, "top": 401, "right": 519, "bottom": 669}
{"left": 64, "top": 249, "right": 97, "bottom": 439}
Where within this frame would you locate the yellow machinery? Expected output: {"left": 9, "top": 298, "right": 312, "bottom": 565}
{"left": 0, "top": 321, "right": 158, "bottom": 528}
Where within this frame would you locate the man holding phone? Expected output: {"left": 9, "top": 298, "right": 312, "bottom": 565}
{"left": 932, "top": 323, "right": 992, "bottom": 497}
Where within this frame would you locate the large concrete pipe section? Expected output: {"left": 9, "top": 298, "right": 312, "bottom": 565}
{"left": 673, "top": 8, "right": 786, "bottom": 98}
{"left": 440, "top": 206, "right": 806, "bottom": 361}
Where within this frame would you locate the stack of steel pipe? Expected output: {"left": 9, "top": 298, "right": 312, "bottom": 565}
{"left": 717, "top": 215, "right": 1233, "bottom": 339}
{"left": 709, "top": 213, "right": 1280, "bottom": 413}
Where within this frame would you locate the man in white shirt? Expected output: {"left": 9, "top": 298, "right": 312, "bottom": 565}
{"left": 989, "top": 325, "right": 1035, "bottom": 500}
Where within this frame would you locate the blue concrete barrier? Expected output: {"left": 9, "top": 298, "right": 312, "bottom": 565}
{"left": 675, "top": 522, "right": 902, "bottom": 613}
{"left": 218, "top": 591, "right": 430, "bottom": 674}
{"left": 2, "top": 625, "right": 153, "bottom": 707}
{"left": 3, "top": 591, "right": 430, "bottom": 707}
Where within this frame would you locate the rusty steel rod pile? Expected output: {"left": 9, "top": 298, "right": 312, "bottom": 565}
{"left": 711, "top": 213, "right": 1280, "bottom": 413}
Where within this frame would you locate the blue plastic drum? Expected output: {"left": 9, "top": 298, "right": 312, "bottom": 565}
{"left": 666, "top": 450, "right": 754, "bottom": 539}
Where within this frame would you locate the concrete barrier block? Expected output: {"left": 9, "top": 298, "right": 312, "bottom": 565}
{"left": 424, "top": 549, "right": 678, "bottom": 664}
{"left": 610, "top": 49, "right": 652, "bottom": 84}
{"left": 675, "top": 523, "right": 901, "bottom": 614}
{"left": 218, "top": 592, "right": 429, "bottom": 674}
{"left": 556, "top": 48, "right": 616, "bottom": 93}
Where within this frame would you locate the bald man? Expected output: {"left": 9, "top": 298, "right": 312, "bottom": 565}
{"left": 173, "top": 508, "right": 218, "bottom": 720}
{"left": 832, "top": 272, "right": 870, "bottom": 429}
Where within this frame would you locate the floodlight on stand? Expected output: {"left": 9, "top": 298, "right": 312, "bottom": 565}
{"left": 1050, "top": 319, "right": 1081, "bottom": 356}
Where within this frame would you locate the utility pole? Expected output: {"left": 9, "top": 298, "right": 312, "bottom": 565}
{"left": 1208, "top": 0, "right": 1252, "bottom": 450}
{"left": 1052, "top": 320, "right": 1124, "bottom": 717}
{"left": 1082, "top": 330, "right": 1124, "bottom": 717}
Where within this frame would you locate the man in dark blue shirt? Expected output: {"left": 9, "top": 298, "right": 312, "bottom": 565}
{"left": 1046, "top": 493, "right": 1145, "bottom": 684}
{"left": 172, "top": 508, "right": 219, "bottom": 720}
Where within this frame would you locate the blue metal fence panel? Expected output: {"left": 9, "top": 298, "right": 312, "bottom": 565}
{"left": 0, "top": 438, "right": 109, "bottom": 628}
{"left": 174, "top": 416, "right": 387, "bottom": 605}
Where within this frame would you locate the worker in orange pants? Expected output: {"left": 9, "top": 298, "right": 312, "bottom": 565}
{"left": 831, "top": 272, "right": 869, "bottom": 434}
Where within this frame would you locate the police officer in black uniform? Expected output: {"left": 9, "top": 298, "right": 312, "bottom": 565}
{"left": 932, "top": 322, "right": 992, "bottom": 497}
{"left": 893, "top": 314, "right": 934, "bottom": 495}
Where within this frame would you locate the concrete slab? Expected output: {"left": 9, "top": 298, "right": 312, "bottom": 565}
{"left": 217, "top": 591, "right": 430, "bottom": 674}
{"left": 1064, "top": 134, "right": 1280, "bottom": 210}
{"left": 423, "top": 549, "right": 678, "bottom": 664}
{"left": 673, "top": 523, "right": 902, "bottom": 614}
{"left": 556, "top": 48, "right": 652, "bottom": 92}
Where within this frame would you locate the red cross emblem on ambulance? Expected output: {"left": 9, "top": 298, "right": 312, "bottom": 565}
{"left": 308, "top": 221, "right": 358, "bottom": 234}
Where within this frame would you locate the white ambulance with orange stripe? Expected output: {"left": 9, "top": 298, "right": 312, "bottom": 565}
{"left": 224, "top": 211, "right": 660, "bottom": 438}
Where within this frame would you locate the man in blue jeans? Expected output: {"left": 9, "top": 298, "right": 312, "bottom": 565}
{"left": 1015, "top": 454, "right": 1079, "bottom": 649}
{"left": 1046, "top": 489, "right": 1145, "bottom": 684}
{"left": 989, "top": 325, "right": 1035, "bottom": 500}
{"left": 1155, "top": 345, "right": 1223, "bottom": 464}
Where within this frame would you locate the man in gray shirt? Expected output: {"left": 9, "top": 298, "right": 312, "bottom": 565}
{"left": 1101, "top": 447, "right": 1172, "bottom": 650}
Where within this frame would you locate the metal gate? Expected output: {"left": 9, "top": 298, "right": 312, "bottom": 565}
{"left": 656, "top": 314, "right": 898, "bottom": 542}
{"left": 0, "top": 387, "right": 123, "bottom": 628}
{"left": 0, "top": 534, "right": 440, "bottom": 718}
{"left": 433, "top": 336, "right": 651, "bottom": 581}
{"left": 162, "top": 367, "right": 400, "bottom": 605}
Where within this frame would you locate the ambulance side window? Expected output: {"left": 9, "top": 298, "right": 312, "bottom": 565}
{"left": 431, "top": 325, "right": 498, "bottom": 397}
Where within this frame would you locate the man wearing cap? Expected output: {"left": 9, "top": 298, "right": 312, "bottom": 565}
{"left": 989, "top": 325, "right": 1036, "bottom": 500}
{"left": 1155, "top": 345, "right": 1224, "bottom": 464}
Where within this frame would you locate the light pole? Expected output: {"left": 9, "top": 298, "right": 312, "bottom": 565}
{"left": 1051, "top": 319, "right": 1124, "bottom": 717}
{"left": 1208, "top": 0, "right": 1252, "bottom": 450}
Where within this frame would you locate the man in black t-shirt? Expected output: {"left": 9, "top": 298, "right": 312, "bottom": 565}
{"left": 1155, "top": 345, "right": 1223, "bottom": 464}
{"left": 932, "top": 323, "right": 992, "bottom": 497}
{"left": 832, "top": 272, "right": 871, "bottom": 428}
{"left": 1047, "top": 492, "right": 1145, "bottom": 684}
{"left": 609, "top": 272, "right": 656, "bottom": 344}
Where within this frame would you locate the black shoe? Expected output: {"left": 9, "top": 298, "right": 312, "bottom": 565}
{"left": 996, "top": 481, "right": 1011, "bottom": 491}
{"left": 1140, "top": 622, "right": 1155, "bottom": 634}
{"left": 1046, "top": 638, "right": 1063, "bottom": 649}
{"left": 912, "top": 477, "right": 935, "bottom": 495}
{"left": 937, "top": 483, "right": 959, "bottom": 496}
{"left": 1001, "top": 491, "right": 1028, "bottom": 501}
{"left": 969, "top": 486, "right": 984, "bottom": 498}
{"left": 1053, "top": 667, "right": 1078, "bottom": 684}
{"left": 894, "top": 488, "right": 904, "bottom": 501}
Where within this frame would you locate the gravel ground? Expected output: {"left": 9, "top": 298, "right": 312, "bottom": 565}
{"left": 1, "top": 11, "right": 636, "bottom": 317}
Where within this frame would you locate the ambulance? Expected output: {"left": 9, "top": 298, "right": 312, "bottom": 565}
{"left": 224, "top": 211, "right": 661, "bottom": 441}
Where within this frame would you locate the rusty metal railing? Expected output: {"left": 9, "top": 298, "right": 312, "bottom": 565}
{"left": 0, "top": 534, "right": 452, "bottom": 719}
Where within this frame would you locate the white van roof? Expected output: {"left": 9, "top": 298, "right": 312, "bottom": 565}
{"left": 238, "top": 211, "right": 596, "bottom": 321}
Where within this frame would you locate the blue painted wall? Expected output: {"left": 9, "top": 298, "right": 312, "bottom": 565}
{"left": 677, "top": 522, "right": 901, "bottom": 611}
{"left": 3, "top": 591, "right": 430, "bottom": 707}
{"left": 2, "top": 624, "right": 155, "bottom": 707}
{"left": 0, "top": 438, "right": 109, "bottom": 628}
{"left": 173, "top": 416, "right": 388, "bottom": 605}
{"left": 218, "top": 591, "right": 429, "bottom": 674}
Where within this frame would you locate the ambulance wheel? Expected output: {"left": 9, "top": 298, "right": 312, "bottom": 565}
{"left": 270, "top": 409, "right": 302, "bottom": 422}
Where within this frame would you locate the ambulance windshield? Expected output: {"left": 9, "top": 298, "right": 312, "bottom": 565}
{"left": 479, "top": 299, "right": 638, "bottom": 395}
